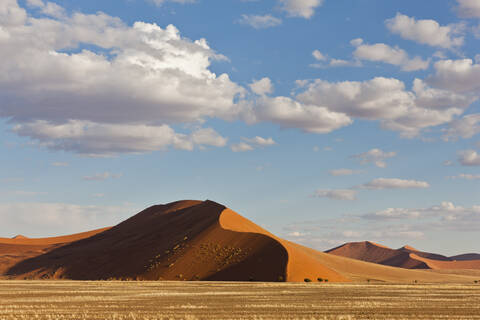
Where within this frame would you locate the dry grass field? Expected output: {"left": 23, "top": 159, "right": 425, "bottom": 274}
{"left": 0, "top": 281, "right": 479, "bottom": 320}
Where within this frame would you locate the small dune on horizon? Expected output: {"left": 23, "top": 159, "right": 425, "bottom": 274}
{"left": 0, "top": 200, "right": 479, "bottom": 283}
{"left": 326, "top": 241, "right": 480, "bottom": 272}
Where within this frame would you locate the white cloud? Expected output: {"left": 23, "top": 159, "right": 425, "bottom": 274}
{"left": 443, "top": 114, "right": 480, "bottom": 141}
{"left": 231, "top": 136, "right": 276, "bottom": 152}
{"left": 238, "top": 14, "right": 282, "bottom": 29}
{"left": 329, "top": 169, "right": 363, "bottom": 176}
{"left": 297, "top": 77, "right": 469, "bottom": 137}
{"left": 448, "top": 173, "right": 480, "bottom": 180}
{"left": 231, "top": 142, "right": 254, "bottom": 152}
{"left": 456, "top": 0, "right": 480, "bottom": 18}
{"left": 26, "top": 0, "right": 65, "bottom": 18}
{"left": 458, "top": 149, "right": 480, "bottom": 166}
{"left": 352, "top": 40, "right": 430, "bottom": 71}
{"left": 313, "top": 189, "right": 358, "bottom": 201}
{"left": 83, "top": 172, "right": 122, "bottom": 181}
{"left": 312, "top": 49, "right": 327, "bottom": 61}
{"left": 385, "top": 13, "right": 464, "bottom": 49}
{"left": 250, "top": 77, "right": 274, "bottom": 95}
{"left": 359, "top": 178, "right": 430, "bottom": 190}
{"left": 362, "top": 208, "right": 422, "bottom": 220}
{"left": 0, "top": 202, "right": 137, "bottom": 237}
{"left": 244, "top": 136, "right": 276, "bottom": 146}
{"left": 359, "top": 201, "right": 480, "bottom": 231}
{"left": 249, "top": 96, "right": 353, "bottom": 134}
{"left": 0, "top": 0, "right": 242, "bottom": 156}
{"left": 428, "top": 59, "right": 480, "bottom": 93}
{"left": 190, "top": 128, "right": 228, "bottom": 148}
{"left": 279, "top": 0, "right": 324, "bottom": 19}
{"left": 310, "top": 49, "right": 362, "bottom": 68}
{"left": 13, "top": 121, "right": 227, "bottom": 156}
{"left": 351, "top": 148, "right": 396, "bottom": 168}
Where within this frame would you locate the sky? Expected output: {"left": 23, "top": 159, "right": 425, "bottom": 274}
{"left": 1, "top": 0, "right": 480, "bottom": 256}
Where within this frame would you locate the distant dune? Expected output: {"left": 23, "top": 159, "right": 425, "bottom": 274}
{"left": 1, "top": 200, "right": 479, "bottom": 283}
{"left": 326, "top": 241, "right": 480, "bottom": 272}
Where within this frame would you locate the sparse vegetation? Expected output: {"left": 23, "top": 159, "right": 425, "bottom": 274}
{"left": 0, "top": 281, "right": 479, "bottom": 319}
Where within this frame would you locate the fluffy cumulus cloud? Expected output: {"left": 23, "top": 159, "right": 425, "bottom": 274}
{"left": 351, "top": 148, "right": 396, "bottom": 168}
{"left": 238, "top": 14, "right": 282, "bottom": 29}
{"left": 428, "top": 59, "right": 480, "bottom": 94}
{"left": 0, "top": 202, "right": 138, "bottom": 237}
{"left": 248, "top": 96, "right": 353, "bottom": 134}
{"left": 296, "top": 77, "right": 472, "bottom": 137}
{"left": 385, "top": 13, "right": 464, "bottom": 49}
{"left": 0, "top": 0, "right": 241, "bottom": 156}
{"left": 442, "top": 114, "right": 480, "bottom": 141}
{"left": 458, "top": 149, "right": 480, "bottom": 166}
{"left": 456, "top": 0, "right": 480, "bottom": 18}
{"left": 359, "top": 178, "right": 430, "bottom": 190}
{"left": 249, "top": 78, "right": 274, "bottom": 95}
{"left": 313, "top": 189, "right": 358, "bottom": 201}
{"left": 351, "top": 39, "right": 430, "bottom": 71}
{"left": 279, "top": 0, "right": 324, "bottom": 19}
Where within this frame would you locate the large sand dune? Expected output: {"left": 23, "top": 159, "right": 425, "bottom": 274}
{"left": 0, "top": 200, "right": 478, "bottom": 283}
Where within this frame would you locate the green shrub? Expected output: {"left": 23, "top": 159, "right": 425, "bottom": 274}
{"left": 317, "top": 277, "right": 323, "bottom": 282}
{"left": 324, "top": 279, "right": 329, "bottom": 282}
{"left": 304, "top": 278, "right": 312, "bottom": 282}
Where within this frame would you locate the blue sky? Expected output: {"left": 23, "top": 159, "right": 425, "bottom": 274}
{"left": 1, "top": 0, "right": 480, "bottom": 255}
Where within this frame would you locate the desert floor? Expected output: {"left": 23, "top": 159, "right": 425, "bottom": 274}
{"left": 0, "top": 281, "right": 479, "bottom": 320}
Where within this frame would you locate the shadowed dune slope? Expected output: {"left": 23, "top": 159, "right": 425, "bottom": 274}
{"left": 326, "top": 241, "right": 480, "bottom": 272}
{"left": 450, "top": 253, "right": 480, "bottom": 261}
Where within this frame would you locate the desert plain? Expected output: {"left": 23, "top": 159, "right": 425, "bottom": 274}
{"left": 1, "top": 281, "right": 480, "bottom": 320}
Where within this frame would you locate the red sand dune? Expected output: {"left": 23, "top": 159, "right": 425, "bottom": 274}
{"left": 1, "top": 200, "right": 478, "bottom": 283}
{"left": 327, "top": 241, "right": 480, "bottom": 272}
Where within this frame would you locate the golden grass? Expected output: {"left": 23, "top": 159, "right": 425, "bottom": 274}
{"left": 0, "top": 281, "right": 479, "bottom": 319}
